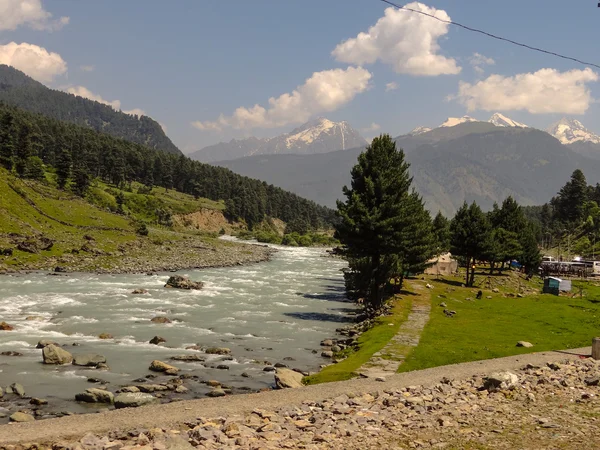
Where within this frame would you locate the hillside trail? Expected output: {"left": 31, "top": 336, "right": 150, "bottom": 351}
{"left": 358, "top": 281, "right": 431, "bottom": 379}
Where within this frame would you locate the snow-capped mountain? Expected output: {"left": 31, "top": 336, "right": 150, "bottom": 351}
{"left": 439, "top": 116, "right": 479, "bottom": 128}
{"left": 190, "top": 118, "right": 367, "bottom": 163}
{"left": 489, "top": 113, "right": 528, "bottom": 128}
{"left": 547, "top": 118, "right": 600, "bottom": 145}
{"left": 408, "top": 126, "right": 432, "bottom": 136}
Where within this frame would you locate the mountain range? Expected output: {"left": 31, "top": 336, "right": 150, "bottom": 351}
{"left": 0, "top": 65, "right": 181, "bottom": 155}
{"left": 214, "top": 117, "right": 600, "bottom": 216}
{"left": 190, "top": 118, "right": 366, "bottom": 162}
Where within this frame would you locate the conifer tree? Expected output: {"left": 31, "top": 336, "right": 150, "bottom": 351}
{"left": 336, "top": 134, "right": 433, "bottom": 311}
{"left": 432, "top": 211, "right": 451, "bottom": 255}
{"left": 0, "top": 111, "right": 15, "bottom": 170}
{"left": 56, "top": 148, "right": 72, "bottom": 189}
{"left": 450, "top": 202, "right": 490, "bottom": 287}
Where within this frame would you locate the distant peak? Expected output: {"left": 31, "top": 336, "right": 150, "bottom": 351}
{"left": 439, "top": 116, "right": 479, "bottom": 128}
{"left": 408, "top": 126, "right": 432, "bottom": 136}
{"left": 489, "top": 113, "right": 528, "bottom": 128}
{"left": 547, "top": 117, "right": 600, "bottom": 145}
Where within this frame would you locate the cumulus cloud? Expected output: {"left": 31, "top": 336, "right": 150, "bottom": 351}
{"left": 80, "top": 65, "right": 95, "bottom": 72}
{"left": 0, "top": 0, "right": 69, "bottom": 31}
{"left": 454, "top": 68, "right": 598, "bottom": 114}
{"left": 0, "top": 42, "right": 67, "bottom": 82}
{"left": 469, "top": 53, "right": 495, "bottom": 74}
{"left": 331, "top": 3, "right": 460, "bottom": 76}
{"left": 193, "top": 66, "right": 372, "bottom": 131}
{"left": 385, "top": 82, "right": 398, "bottom": 92}
{"left": 66, "top": 86, "right": 121, "bottom": 109}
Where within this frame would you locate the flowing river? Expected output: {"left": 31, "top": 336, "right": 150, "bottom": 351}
{"left": 0, "top": 240, "right": 353, "bottom": 418}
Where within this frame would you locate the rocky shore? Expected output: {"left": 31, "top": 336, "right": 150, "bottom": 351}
{"left": 0, "top": 351, "right": 598, "bottom": 449}
{"left": 0, "top": 236, "right": 274, "bottom": 275}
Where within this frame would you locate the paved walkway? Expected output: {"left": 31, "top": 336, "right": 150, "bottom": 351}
{"left": 0, "top": 347, "right": 591, "bottom": 445}
{"left": 358, "top": 282, "right": 432, "bottom": 378}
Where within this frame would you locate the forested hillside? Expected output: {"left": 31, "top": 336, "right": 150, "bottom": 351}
{"left": 0, "top": 65, "right": 180, "bottom": 155}
{"left": 0, "top": 103, "right": 335, "bottom": 229}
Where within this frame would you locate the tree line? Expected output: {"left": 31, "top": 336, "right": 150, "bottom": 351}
{"left": 0, "top": 103, "right": 336, "bottom": 229}
{"left": 335, "top": 135, "right": 541, "bottom": 314}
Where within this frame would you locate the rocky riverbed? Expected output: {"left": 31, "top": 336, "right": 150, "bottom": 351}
{"left": 0, "top": 235, "right": 274, "bottom": 275}
{"left": 4, "top": 356, "right": 599, "bottom": 449}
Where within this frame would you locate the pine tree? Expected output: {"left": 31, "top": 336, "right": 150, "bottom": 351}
{"left": 432, "top": 211, "right": 451, "bottom": 255}
{"left": 56, "top": 148, "right": 72, "bottom": 189}
{"left": 0, "top": 111, "right": 15, "bottom": 170}
{"left": 450, "top": 202, "right": 490, "bottom": 287}
{"left": 552, "top": 169, "right": 589, "bottom": 226}
{"left": 519, "top": 223, "right": 542, "bottom": 274}
{"left": 336, "top": 134, "right": 433, "bottom": 311}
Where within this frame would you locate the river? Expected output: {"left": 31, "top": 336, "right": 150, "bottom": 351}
{"left": 0, "top": 240, "right": 353, "bottom": 418}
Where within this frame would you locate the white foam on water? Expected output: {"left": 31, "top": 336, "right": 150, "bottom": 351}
{"left": 66, "top": 316, "right": 99, "bottom": 324}
{"left": 232, "top": 310, "right": 271, "bottom": 317}
{"left": 0, "top": 340, "right": 32, "bottom": 348}
{"left": 52, "top": 370, "right": 88, "bottom": 379}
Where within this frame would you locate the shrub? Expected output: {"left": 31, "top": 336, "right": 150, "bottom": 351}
{"left": 281, "top": 234, "right": 299, "bottom": 246}
{"left": 297, "top": 235, "right": 313, "bottom": 247}
{"left": 135, "top": 222, "right": 149, "bottom": 236}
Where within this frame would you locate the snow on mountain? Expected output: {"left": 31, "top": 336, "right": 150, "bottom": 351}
{"left": 408, "top": 126, "right": 432, "bottom": 136}
{"left": 439, "top": 116, "right": 479, "bottom": 128}
{"left": 546, "top": 118, "right": 600, "bottom": 145}
{"left": 190, "top": 118, "right": 366, "bottom": 163}
{"left": 489, "top": 113, "right": 528, "bottom": 128}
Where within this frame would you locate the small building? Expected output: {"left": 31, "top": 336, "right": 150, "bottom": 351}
{"left": 424, "top": 253, "right": 458, "bottom": 276}
{"left": 543, "top": 277, "right": 572, "bottom": 295}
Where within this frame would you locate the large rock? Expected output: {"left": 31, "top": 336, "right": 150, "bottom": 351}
{"left": 98, "top": 333, "right": 113, "bottom": 339}
{"left": 42, "top": 344, "right": 73, "bottom": 365}
{"left": 114, "top": 392, "right": 159, "bottom": 409}
{"left": 149, "top": 336, "right": 166, "bottom": 345}
{"left": 0, "top": 322, "right": 14, "bottom": 331}
{"left": 164, "top": 275, "right": 204, "bottom": 290}
{"left": 149, "top": 360, "right": 179, "bottom": 374}
{"left": 204, "top": 347, "right": 231, "bottom": 355}
{"left": 37, "top": 339, "right": 58, "bottom": 349}
{"left": 517, "top": 341, "right": 534, "bottom": 348}
{"left": 7, "top": 383, "right": 25, "bottom": 397}
{"left": 484, "top": 371, "right": 519, "bottom": 391}
{"left": 75, "top": 388, "right": 114, "bottom": 404}
{"left": 274, "top": 368, "right": 304, "bottom": 389}
{"left": 150, "top": 317, "right": 172, "bottom": 324}
{"left": 9, "top": 412, "right": 35, "bottom": 422}
{"left": 170, "top": 354, "right": 205, "bottom": 362}
{"left": 73, "top": 354, "right": 107, "bottom": 367}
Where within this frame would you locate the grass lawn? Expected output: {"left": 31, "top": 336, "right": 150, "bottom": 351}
{"left": 304, "top": 294, "right": 413, "bottom": 384}
{"left": 399, "top": 275, "right": 600, "bottom": 372}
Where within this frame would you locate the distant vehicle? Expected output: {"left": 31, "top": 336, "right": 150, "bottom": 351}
{"left": 542, "top": 256, "right": 556, "bottom": 262}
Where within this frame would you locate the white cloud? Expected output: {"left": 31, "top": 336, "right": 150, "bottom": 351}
{"left": 469, "top": 52, "right": 495, "bottom": 75}
{"left": 66, "top": 85, "right": 121, "bottom": 109}
{"left": 361, "top": 122, "right": 381, "bottom": 133}
{"left": 80, "top": 65, "right": 95, "bottom": 72}
{"left": 331, "top": 3, "right": 460, "bottom": 76}
{"left": 0, "top": 0, "right": 69, "bottom": 31}
{"left": 0, "top": 42, "right": 67, "bottom": 82}
{"left": 123, "top": 108, "right": 146, "bottom": 117}
{"left": 385, "top": 82, "right": 398, "bottom": 92}
{"left": 193, "top": 66, "right": 372, "bottom": 131}
{"left": 454, "top": 68, "right": 599, "bottom": 114}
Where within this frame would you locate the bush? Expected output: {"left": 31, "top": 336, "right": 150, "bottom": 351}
{"left": 254, "top": 231, "right": 282, "bottom": 244}
{"left": 135, "top": 222, "right": 149, "bottom": 236}
{"left": 297, "top": 235, "right": 313, "bottom": 247}
{"left": 137, "top": 185, "right": 153, "bottom": 195}
{"left": 281, "top": 234, "right": 299, "bottom": 246}
{"left": 219, "top": 228, "right": 226, "bottom": 235}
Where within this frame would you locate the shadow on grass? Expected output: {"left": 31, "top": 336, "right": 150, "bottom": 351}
{"left": 283, "top": 312, "right": 354, "bottom": 323}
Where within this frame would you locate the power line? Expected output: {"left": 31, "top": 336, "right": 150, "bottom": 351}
{"left": 380, "top": 0, "right": 600, "bottom": 70}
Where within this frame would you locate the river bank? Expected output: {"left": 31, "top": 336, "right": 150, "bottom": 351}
{"left": 0, "top": 347, "right": 594, "bottom": 448}
{"left": 0, "top": 234, "right": 274, "bottom": 275}
{"left": 0, "top": 244, "right": 356, "bottom": 424}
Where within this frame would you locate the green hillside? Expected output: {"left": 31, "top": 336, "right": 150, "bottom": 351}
{"left": 0, "top": 64, "right": 181, "bottom": 155}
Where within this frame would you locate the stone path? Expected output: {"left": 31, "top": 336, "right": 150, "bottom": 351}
{"left": 358, "top": 282, "right": 431, "bottom": 379}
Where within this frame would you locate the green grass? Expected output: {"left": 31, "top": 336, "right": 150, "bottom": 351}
{"left": 399, "top": 275, "right": 600, "bottom": 372}
{"left": 304, "top": 296, "right": 413, "bottom": 384}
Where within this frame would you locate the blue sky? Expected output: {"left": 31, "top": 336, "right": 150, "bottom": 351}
{"left": 1, "top": 0, "right": 599, "bottom": 152}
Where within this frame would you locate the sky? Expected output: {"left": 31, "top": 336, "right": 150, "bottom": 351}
{"left": 1, "top": 0, "right": 600, "bottom": 153}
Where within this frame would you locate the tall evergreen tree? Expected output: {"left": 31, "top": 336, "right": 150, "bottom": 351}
{"left": 56, "top": 148, "right": 72, "bottom": 189}
{"left": 552, "top": 169, "right": 589, "bottom": 226}
{"left": 0, "top": 111, "right": 15, "bottom": 170}
{"left": 450, "top": 202, "right": 490, "bottom": 287}
{"left": 336, "top": 134, "right": 433, "bottom": 310}
{"left": 432, "top": 211, "right": 451, "bottom": 255}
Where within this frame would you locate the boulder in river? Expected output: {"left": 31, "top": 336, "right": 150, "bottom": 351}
{"left": 37, "top": 339, "right": 58, "bottom": 349}
{"left": 150, "top": 317, "right": 172, "bottom": 324}
{"left": 7, "top": 383, "right": 25, "bottom": 397}
{"left": 206, "top": 388, "right": 226, "bottom": 398}
{"left": 149, "top": 360, "right": 179, "bottom": 374}
{"left": 170, "top": 355, "right": 205, "bottom": 362}
{"left": 1, "top": 351, "right": 23, "bottom": 357}
{"left": 149, "top": 336, "right": 166, "bottom": 345}
{"left": 131, "top": 289, "right": 149, "bottom": 294}
{"left": 0, "top": 322, "right": 14, "bottom": 331}
{"left": 42, "top": 344, "right": 73, "bottom": 365}
{"left": 98, "top": 333, "right": 113, "bottom": 339}
{"left": 73, "top": 354, "right": 107, "bottom": 367}
{"left": 274, "top": 368, "right": 304, "bottom": 389}
{"left": 114, "top": 392, "right": 159, "bottom": 409}
{"left": 75, "top": 388, "right": 114, "bottom": 404}
{"left": 204, "top": 347, "right": 231, "bottom": 355}
{"left": 164, "top": 275, "right": 204, "bottom": 290}
{"left": 9, "top": 412, "right": 35, "bottom": 422}
{"left": 25, "top": 316, "right": 45, "bottom": 321}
